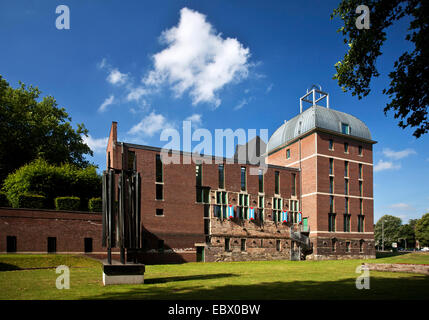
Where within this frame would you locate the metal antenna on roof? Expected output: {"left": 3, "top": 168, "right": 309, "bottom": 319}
{"left": 300, "top": 85, "right": 330, "bottom": 113}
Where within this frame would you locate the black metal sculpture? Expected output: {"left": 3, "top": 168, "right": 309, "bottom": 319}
{"left": 102, "top": 147, "right": 141, "bottom": 264}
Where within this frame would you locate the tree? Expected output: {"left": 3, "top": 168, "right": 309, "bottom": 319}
{"left": 374, "top": 215, "right": 402, "bottom": 249}
{"left": 0, "top": 75, "right": 93, "bottom": 183}
{"left": 398, "top": 223, "right": 415, "bottom": 249}
{"left": 331, "top": 0, "right": 428, "bottom": 138}
{"left": 415, "top": 213, "right": 429, "bottom": 247}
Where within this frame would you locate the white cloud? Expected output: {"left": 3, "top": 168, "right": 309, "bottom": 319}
{"left": 373, "top": 160, "right": 401, "bottom": 172}
{"left": 98, "top": 95, "right": 115, "bottom": 113}
{"left": 107, "top": 68, "right": 128, "bottom": 85}
{"left": 82, "top": 135, "right": 108, "bottom": 154}
{"left": 126, "top": 86, "right": 149, "bottom": 102}
{"left": 382, "top": 148, "right": 416, "bottom": 160}
{"left": 128, "top": 111, "right": 174, "bottom": 137}
{"left": 185, "top": 113, "right": 203, "bottom": 128}
{"left": 266, "top": 83, "right": 273, "bottom": 93}
{"left": 233, "top": 98, "right": 249, "bottom": 111}
{"left": 143, "top": 7, "right": 250, "bottom": 107}
{"left": 389, "top": 203, "right": 415, "bottom": 211}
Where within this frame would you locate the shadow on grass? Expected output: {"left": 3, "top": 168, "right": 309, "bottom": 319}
{"left": 376, "top": 251, "right": 409, "bottom": 259}
{"left": 85, "top": 274, "right": 429, "bottom": 300}
{"left": 144, "top": 273, "right": 237, "bottom": 284}
{"left": 0, "top": 262, "right": 21, "bottom": 272}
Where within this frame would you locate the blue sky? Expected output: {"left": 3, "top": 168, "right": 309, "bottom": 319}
{"left": 1, "top": 0, "right": 428, "bottom": 223}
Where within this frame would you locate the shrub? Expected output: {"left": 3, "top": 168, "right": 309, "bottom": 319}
{"left": 0, "top": 192, "right": 10, "bottom": 207}
{"left": 17, "top": 194, "right": 45, "bottom": 209}
{"left": 2, "top": 159, "right": 101, "bottom": 210}
{"left": 55, "top": 196, "right": 80, "bottom": 211}
{"left": 88, "top": 197, "right": 102, "bottom": 212}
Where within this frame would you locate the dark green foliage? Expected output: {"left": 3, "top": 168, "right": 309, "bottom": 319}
{"left": 374, "top": 215, "right": 402, "bottom": 249}
{"left": 88, "top": 197, "right": 102, "bottom": 212}
{"left": 415, "top": 213, "right": 429, "bottom": 247}
{"left": 2, "top": 159, "right": 101, "bottom": 210}
{"left": 17, "top": 194, "right": 45, "bottom": 209}
{"left": 55, "top": 196, "right": 81, "bottom": 211}
{"left": 0, "top": 191, "right": 10, "bottom": 207}
{"left": 331, "top": 0, "right": 428, "bottom": 138}
{"left": 0, "top": 75, "right": 93, "bottom": 183}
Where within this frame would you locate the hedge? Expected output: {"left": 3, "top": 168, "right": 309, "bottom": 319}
{"left": 88, "top": 197, "right": 102, "bottom": 212}
{"left": 0, "top": 192, "right": 10, "bottom": 207}
{"left": 2, "top": 158, "right": 101, "bottom": 210}
{"left": 17, "top": 194, "right": 45, "bottom": 209}
{"left": 55, "top": 196, "right": 80, "bottom": 211}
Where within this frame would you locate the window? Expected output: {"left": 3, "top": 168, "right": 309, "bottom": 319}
{"left": 341, "top": 123, "right": 350, "bottom": 135}
{"left": 272, "top": 197, "right": 283, "bottom": 222}
{"left": 345, "top": 197, "right": 349, "bottom": 213}
{"left": 241, "top": 167, "right": 246, "bottom": 191}
{"left": 155, "top": 154, "right": 164, "bottom": 200}
{"left": 258, "top": 169, "right": 264, "bottom": 193}
{"left": 359, "top": 164, "right": 363, "bottom": 180}
{"left": 344, "top": 161, "right": 349, "bottom": 177}
{"left": 6, "top": 236, "right": 17, "bottom": 253}
{"left": 238, "top": 193, "right": 249, "bottom": 219}
{"left": 330, "top": 196, "right": 335, "bottom": 212}
{"left": 359, "top": 240, "right": 364, "bottom": 253}
{"left": 329, "top": 177, "right": 334, "bottom": 194}
{"left": 275, "top": 171, "right": 280, "bottom": 195}
{"left": 360, "top": 199, "right": 363, "bottom": 215}
{"left": 215, "top": 191, "right": 228, "bottom": 218}
{"left": 358, "top": 145, "right": 363, "bottom": 156}
{"left": 47, "top": 237, "right": 57, "bottom": 253}
{"left": 344, "top": 179, "right": 349, "bottom": 195}
{"left": 218, "top": 164, "right": 224, "bottom": 189}
{"left": 158, "top": 240, "right": 164, "bottom": 253}
{"left": 344, "top": 143, "right": 349, "bottom": 153}
{"left": 225, "top": 238, "right": 231, "bottom": 251}
{"left": 291, "top": 173, "right": 296, "bottom": 196}
{"left": 358, "top": 215, "right": 365, "bottom": 233}
{"left": 156, "top": 208, "right": 164, "bottom": 216}
{"left": 241, "top": 239, "right": 246, "bottom": 252}
{"left": 84, "top": 238, "right": 93, "bottom": 253}
{"left": 258, "top": 196, "right": 264, "bottom": 221}
{"left": 289, "top": 199, "right": 299, "bottom": 223}
{"left": 276, "top": 240, "right": 281, "bottom": 251}
{"left": 286, "top": 149, "right": 290, "bottom": 159}
{"left": 344, "top": 214, "right": 351, "bottom": 232}
{"left": 196, "top": 163, "right": 202, "bottom": 187}
{"left": 346, "top": 241, "right": 351, "bottom": 252}
{"left": 196, "top": 163, "right": 209, "bottom": 203}
{"left": 332, "top": 238, "right": 337, "bottom": 252}
{"left": 359, "top": 181, "right": 363, "bottom": 197}
{"left": 328, "top": 214, "right": 336, "bottom": 232}
{"left": 329, "top": 158, "right": 334, "bottom": 175}
{"left": 127, "top": 151, "right": 136, "bottom": 170}
{"left": 329, "top": 139, "right": 334, "bottom": 150}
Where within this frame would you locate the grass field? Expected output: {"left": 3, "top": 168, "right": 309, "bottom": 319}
{"left": 0, "top": 253, "right": 428, "bottom": 300}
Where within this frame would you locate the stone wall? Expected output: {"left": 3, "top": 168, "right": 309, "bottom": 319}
{"left": 363, "top": 263, "right": 429, "bottom": 275}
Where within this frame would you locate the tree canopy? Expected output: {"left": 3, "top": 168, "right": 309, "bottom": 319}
{"left": 331, "top": 0, "right": 428, "bottom": 138}
{"left": 0, "top": 75, "right": 93, "bottom": 183}
{"left": 374, "top": 215, "right": 402, "bottom": 248}
{"left": 415, "top": 213, "right": 429, "bottom": 247}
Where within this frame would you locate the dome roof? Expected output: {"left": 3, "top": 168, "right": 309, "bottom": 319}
{"left": 267, "top": 105, "right": 372, "bottom": 154}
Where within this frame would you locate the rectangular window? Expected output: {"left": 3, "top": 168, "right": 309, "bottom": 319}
{"left": 241, "top": 167, "right": 246, "bottom": 191}
{"left": 84, "top": 238, "right": 93, "bottom": 253}
{"left": 289, "top": 199, "right": 299, "bottom": 223}
{"left": 275, "top": 171, "right": 280, "bottom": 195}
{"left": 241, "top": 239, "right": 246, "bottom": 252}
{"left": 272, "top": 197, "right": 283, "bottom": 222}
{"left": 196, "top": 163, "right": 202, "bottom": 187}
{"left": 156, "top": 208, "right": 164, "bottom": 216}
{"left": 329, "top": 177, "right": 334, "bottom": 194}
{"left": 358, "top": 215, "right": 365, "bottom": 232}
{"left": 360, "top": 199, "right": 363, "bottom": 214}
{"left": 342, "top": 123, "right": 350, "bottom": 135}
{"left": 332, "top": 239, "right": 336, "bottom": 252}
{"left": 258, "top": 196, "right": 264, "bottom": 221}
{"left": 156, "top": 184, "right": 163, "bottom": 200}
{"left": 344, "top": 143, "right": 349, "bottom": 153}
{"left": 258, "top": 169, "right": 264, "bottom": 193}
{"left": 47, "top": 237, "right": 57, "bottom": 253}
{"left": 359, "top": 181, "right": 363, "bottom": 197}
{"left": 360, "top": 240, "right": 364, "bottom": 253}
{"left": 344, "top": 214, "right": 351, "bottom": 232}
{"left": 330, "top": 196, "right": 335, "bottom": 212}
{"left": 328, "top": 214, "right": 336, "bottom": 232}
{"left": 345, "top": 197, "right": 349, "bottom": 213}
{"left": 225, "top": 238, "right": 230, "bottom": 251}
{"left": 345, "top": 179, "right": 349, "bottom": 195}
{"left": 127, "top": 151, "right": 136, "bottom": 170}
{"left": 238, "top": 193, "right": 249, "bottom": 219}
{"left": 215, "top": 191, "right": 228, "bottom": 218}
{"left": 329, "top": 158, "right": 334, "bottom": 175}
{"left": 276, "top": 240, "right": 281, "bottom": 251}
{"left": 156, "top": 154, "right": 163, "bottom": 182}
{"left": 344, "top": 161, "right": 349, "bottom": 177}
{"left": 218, "top": 164, "right": 224, "bottom": 189}
{"left": 346, "top": 241, "right": 351, "bottom": 252}
{"left": 359, "top": 164, "right": 363, "bottom": 179}
{"left": 6, "top": 236, "right": 17, "bottom": 253}
{"left": 286, "top": 149, "right": 290, "bottom": 159}
{"left": 291, "top": 173, "right": 296, "bottom": 196}
{"left": 358, "top": 145, "right": 363, "bottom": 156}
{"left": 329, "top": 139, "right": 334, "bottom": 150}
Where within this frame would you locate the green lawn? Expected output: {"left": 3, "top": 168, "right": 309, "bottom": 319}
{"left": 0, "top": 253, "right": 428, "bottom": 300}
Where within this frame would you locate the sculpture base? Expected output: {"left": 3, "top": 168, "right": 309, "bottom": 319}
{"left": 102, "top": 263, "right": 145, "bottom": 286}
